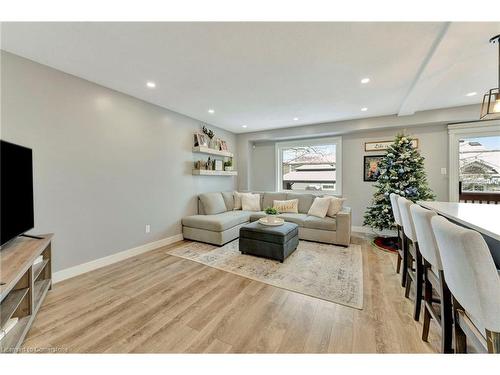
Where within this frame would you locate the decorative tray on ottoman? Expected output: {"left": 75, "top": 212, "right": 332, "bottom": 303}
{"left": 258, "top": 217, "right": 285, "bottom": 226}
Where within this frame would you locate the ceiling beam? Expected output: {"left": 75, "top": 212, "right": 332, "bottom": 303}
{"left": 398, "top": 22, "right": 450, "bottom": 116}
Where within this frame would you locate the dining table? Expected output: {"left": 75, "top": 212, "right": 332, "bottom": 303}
{"left": 418, "top": 201, "right": 500, "bottom": 268}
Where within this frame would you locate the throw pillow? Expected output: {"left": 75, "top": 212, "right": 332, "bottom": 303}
{"left": 273, "top": 199, "right": 299, "bottom": 213}
{"left": 241, "top": 193, "right": 261, "bottom": 212}
{"left": 307, "top": 196, "right": 331, "bottom": 218}
{"left": 327, "top": 196, "right": 346, "bottom": 217}
{"left": 199, "top": 192, "right": 227, "bottom": 215}
{"left": 233, "top": 191, "right": 243, "bottom": 210}
{"left": 233, "top": 191, "right": 253, "bottom": 210}
{"left": 221, "top": 191, "right": 235, "bottom": 211}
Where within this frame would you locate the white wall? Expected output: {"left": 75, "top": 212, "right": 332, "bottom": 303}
{"left": 1, "top": 51, "right": 237, "bottom": 271}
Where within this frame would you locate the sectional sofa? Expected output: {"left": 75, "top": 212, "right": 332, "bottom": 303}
{"left": 182, "top": 191, "right": 352, "bottom": 247}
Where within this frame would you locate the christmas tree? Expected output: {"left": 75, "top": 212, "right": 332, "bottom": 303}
{"left": 364, "top": 134, "right": 435, "bottom": 231}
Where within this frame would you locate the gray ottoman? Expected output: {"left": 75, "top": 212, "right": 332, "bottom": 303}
{"left": 239, "top": 221, "right": 299, "bottom": 262}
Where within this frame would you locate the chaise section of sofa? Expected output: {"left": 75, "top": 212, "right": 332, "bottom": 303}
{"left": 181, "top": 191, "right": 352, "bottom": 246}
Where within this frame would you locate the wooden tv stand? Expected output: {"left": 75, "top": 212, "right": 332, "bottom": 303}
{"left": 0, "top": 234, "right": 53, "bottom": 353}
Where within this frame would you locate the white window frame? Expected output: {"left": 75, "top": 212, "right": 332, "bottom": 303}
{"left": 275, "top": 136, "right": 342, "bottom": 196}
{"left": 448, "top": 120, "right": 500, "bottom": 202}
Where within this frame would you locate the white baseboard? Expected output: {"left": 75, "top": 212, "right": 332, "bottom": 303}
{"left": 351, "top": 226, "right": 397, "bottom": 237}
{"left": 53, "top": 233, "right": 184, "bottom": 284}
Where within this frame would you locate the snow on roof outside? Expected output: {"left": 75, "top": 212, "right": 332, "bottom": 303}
{"left": 460, "top": 150, "right": 500, "bottom": 170}
{"left": 459, "top": 140, "right": 500, "bottom": 170}
{"left": 295, "top": 164, "right": 335, "bottom": 170}
{"left": 284, "top": 153, "right": 336, "bottom": 165}
{"left": 283, "top": 170, "right": 336, "bottom": 182}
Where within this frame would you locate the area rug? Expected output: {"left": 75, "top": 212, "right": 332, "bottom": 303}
{"left": 166, "top": 240, "right": 363, "bottom": 309}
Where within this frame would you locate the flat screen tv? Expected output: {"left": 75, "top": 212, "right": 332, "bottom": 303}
{"left": 1, "top": 140, "right": 34, "bottom": 247}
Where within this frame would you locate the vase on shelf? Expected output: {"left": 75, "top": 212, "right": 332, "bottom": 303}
{"left": 209, "top": 138, "right": 217, "bottom": 150}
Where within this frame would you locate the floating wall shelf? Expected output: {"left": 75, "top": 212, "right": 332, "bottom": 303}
{"left": 192, "top": 169, "right": 238, "bottom": 176}
{"left": 192, "top": 146, "right": 233, "bottom": 158}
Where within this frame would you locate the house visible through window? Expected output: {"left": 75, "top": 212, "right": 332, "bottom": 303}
{"left": 276, "top": 137, "right": 342, "bottom": 195}
{"left": 459, "top": 135, "right": 500, "bottom": 203}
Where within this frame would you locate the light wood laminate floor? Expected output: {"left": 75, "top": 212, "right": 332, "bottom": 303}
{"left": 21, "top": 234, "right": 440, "bottom": 353}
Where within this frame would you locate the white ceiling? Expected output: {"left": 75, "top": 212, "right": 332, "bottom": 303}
{"left": 2, "top": 22, "right": 499, "bottom": 133}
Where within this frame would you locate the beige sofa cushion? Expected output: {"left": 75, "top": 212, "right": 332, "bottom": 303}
{"left": 273, "top": 199, "right": 299, "bottom": 213}
{"left": 308, "top": 197, "right": 331, "bottom": 218}
{"left": 241, "top": 193, "right": 261, "bottom": 211}
{"left": 182, "top": 211, "right": 250, "bottom": 232}
{"left": 221, "top": 192, "right": 235, "bottom": 211}
{"left": 277, "top": 213, "right": 308, "bottom": 226}
{"left": 233, "top": 191, "right": 243, "bottom": 210}
{"left": 249, "top": 211, "right": 267, "bottom": 221}
{"left": 327, "top": 196, "right": 345, "bottom": 217}
{"left": 234, "top": 192, "right": 254, "bottom": 210}
{"left": 286, "top": 193, "right": 316, "bottom": 214}
{"left": 262, "top": 192, "right": 287, "bottom": 209}
{"left": 303, "top": 215, "right": 337, "bottom": 231}
{"left": 199, "top": 192, "right": 227, "bottom": 215}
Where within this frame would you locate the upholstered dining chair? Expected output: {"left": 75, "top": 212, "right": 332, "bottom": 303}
{"left": 397, "top": 196, "right": 423, "bottom": 321}
{"left": 389, "top": 193, "right": 405, "bottom": 286}
{"left": 431, "top": 216, "right": 500, "bottom": 353}
{"left": 410, "top": 204, "right": 453, "bottom": 353}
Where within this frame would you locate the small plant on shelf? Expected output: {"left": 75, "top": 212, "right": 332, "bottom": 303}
{"left": 202, "top": 125, "right": 215, "bottom": 139}
{"left": 224, "top": 159, "right": 233, "bottom": 171}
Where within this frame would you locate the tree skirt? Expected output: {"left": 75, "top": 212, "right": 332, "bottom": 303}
{"left": 166, "top": 240, "right": 363, "bottom": 309}
{"left": 372, "top": 236, "right": 399, "bottom": 253}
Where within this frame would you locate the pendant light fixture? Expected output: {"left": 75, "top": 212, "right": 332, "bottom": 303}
{"left": 480, "top": 34, "right": 500, "bottom": 120}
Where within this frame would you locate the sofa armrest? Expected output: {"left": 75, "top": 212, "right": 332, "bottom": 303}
{"left": 335, "top": 206, "right": 352, "bottom": 246}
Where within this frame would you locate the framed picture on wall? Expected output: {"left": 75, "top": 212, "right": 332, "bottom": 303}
{"left": 364, "top": 155, "right": 384, "bottom": 182}
{"left": 365, "top": 139, "right": 418, "bottom": 152}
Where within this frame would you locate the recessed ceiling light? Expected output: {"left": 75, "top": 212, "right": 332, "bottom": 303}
{"left": 466, "top": 92, "right": 477, "bottom": 97}
{"left": 242, "top": 125, "right": 247, "bottom": 128}
{"left": 361, "top": 107, "right": 368, "bottom": 112}
{"left": 208, "top": 109, "right": 215, "bottom": 114}
{"left": 146, "top": 81, "right": 156, "bottom": 88}
{"left": 361, "top": 78, "right": 370, "bottom": 84}
{"left": 293, "top": 117, "right": 299, "bottom": 121}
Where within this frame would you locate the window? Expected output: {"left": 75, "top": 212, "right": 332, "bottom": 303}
{"left": 459, "top": 135, "right": 500, "bottom": 195}
{"left": 448, "top": 121, "right": 500, "bottom": 203}
{"left": 275, "top": 137, "right": 342, "bottom": 195}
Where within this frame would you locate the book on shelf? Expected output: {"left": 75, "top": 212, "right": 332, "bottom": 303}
{"left": 0, "top": 317, "right": 19, "bottom": 341}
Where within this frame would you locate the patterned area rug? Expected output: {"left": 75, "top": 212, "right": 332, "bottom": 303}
{"left": 166, "top": 240, "right": 363, "bottom": 309}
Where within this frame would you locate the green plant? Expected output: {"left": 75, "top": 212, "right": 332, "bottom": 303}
{"left": 364, "top": 133, "right": 435, "bottom": 231}
{"left": 264, "top": 207, "right": 278, "bottom": 215}
{"left": 202, "top": 125, "right": 215, "bottom": 139}
{"left": 224, "top": 159, "right": 232, "bottom": 167}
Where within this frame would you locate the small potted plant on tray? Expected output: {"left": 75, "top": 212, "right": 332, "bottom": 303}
{"left": 264, "top": 207, "right": 279, "bottom": 224}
